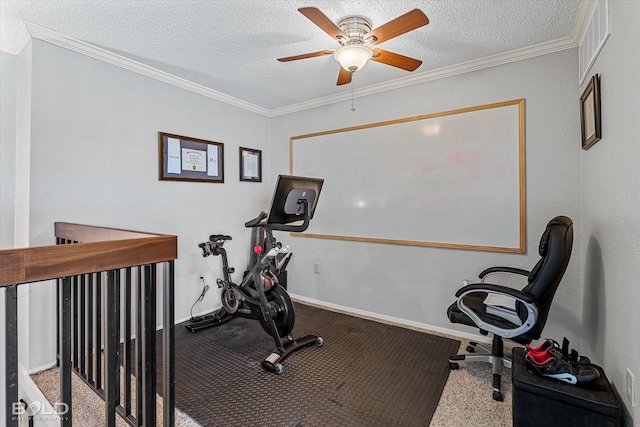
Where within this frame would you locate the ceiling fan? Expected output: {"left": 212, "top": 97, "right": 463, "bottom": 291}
{"left": 278, "top": 7, "right": 429, "bottom": 86}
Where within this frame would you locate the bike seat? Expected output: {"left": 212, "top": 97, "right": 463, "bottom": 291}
{"left": 209, "top": 234, "right": 232, "bottom": 243}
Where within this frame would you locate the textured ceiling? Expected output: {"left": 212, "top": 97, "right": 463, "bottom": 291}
{"left": 1, "top": 0, "right": 583, "bottom": 112}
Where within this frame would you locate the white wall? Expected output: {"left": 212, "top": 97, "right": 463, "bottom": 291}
{"left": 579, "top": 0, "right": 640, "bottom": 419}
{"left": 272, "top": 48, "right": 584, "bottom": 342}
{"left": 0, "top": 49, "right": 17, "bottom": 422}
{"left": 1, "top": 51, "right": 17, "bottom": 249}
{"left": 21, "top": 39, "right": 273, "bottom": 369}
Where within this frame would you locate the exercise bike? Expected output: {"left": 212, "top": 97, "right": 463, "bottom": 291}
{"left": 185, "top": 175, "right": 324, "bottom": 374}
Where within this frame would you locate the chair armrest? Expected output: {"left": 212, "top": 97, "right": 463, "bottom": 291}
{"left": 455, "top": 284, "right": 538, "bottom": 339}
{"left": 479, "top": 266, "right": 530, "bottom": 281}
{"left": 455, "top": 283, "right": 534, "bottom": 303}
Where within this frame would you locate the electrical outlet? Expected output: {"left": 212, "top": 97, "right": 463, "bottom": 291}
{"left": 313, "top": 261, "right": 320, "bottom": 274}
{"left": 627, "top": 368, "right": 636, "bottom": 407}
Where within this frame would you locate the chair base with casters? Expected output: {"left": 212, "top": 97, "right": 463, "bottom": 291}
{"left": 445, "top": 215, "right": 574, "bottom": 402}
{"left": 448, "top": 334, "right": 513, "bottom": 401}
{"left": 446, "top": 275, "right": 535, "bottom": 402}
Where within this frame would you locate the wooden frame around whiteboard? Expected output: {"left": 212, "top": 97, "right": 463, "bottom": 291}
{"left": 290, "top": 99, "right": 526, "bottom": 253}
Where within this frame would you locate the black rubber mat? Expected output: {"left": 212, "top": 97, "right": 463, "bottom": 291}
{"left": 170, "top": 303, "right": 460, "bottom": 427}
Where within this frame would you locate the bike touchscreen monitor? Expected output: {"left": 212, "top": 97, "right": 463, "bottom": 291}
{"left": 266, "top": 175, "right": 324, "bottom": 225}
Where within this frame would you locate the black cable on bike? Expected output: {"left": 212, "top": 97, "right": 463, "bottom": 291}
{"left": 190, "top": 276, "right": 210, "bottom": 322}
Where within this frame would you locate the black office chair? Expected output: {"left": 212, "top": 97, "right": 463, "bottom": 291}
{"left": 447, "top": 215, "right": 573, "bottom": 401}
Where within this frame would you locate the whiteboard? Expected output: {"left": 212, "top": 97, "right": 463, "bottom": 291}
{"left": 291, "top": 99, "right": 526, "bottom": 253}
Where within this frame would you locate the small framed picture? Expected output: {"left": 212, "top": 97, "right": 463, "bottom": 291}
{"left": 580, "top": 74, "right": 602, "bottom": 150}
{"left": 239, "top": 147, "right": 262, "bottom": 182}
{"left": 158, "top": 132, "right": 224, "bottom": 182}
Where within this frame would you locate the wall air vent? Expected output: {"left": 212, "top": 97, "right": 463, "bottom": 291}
{"left": 578, "top": 0, "right": 610, "bottom": 85}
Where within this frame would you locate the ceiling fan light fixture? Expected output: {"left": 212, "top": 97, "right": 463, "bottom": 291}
{"left": 334, "top": 44, "right": 372, "bottom": 72}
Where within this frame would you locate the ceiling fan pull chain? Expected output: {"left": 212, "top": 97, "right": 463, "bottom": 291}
{"left": 350, "top": 79, "right": 356, "bottom": 112}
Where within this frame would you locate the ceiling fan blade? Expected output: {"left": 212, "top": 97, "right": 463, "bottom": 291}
{"left": 364, "top": 9, "right": 429, "bottom": 45}
{"left": 277, "top": 50, "right": 335, "bottom": 62}
{"left": 371, "top": 49, "right": 422, "bottom": 71}
{"left": 298, "top": 7, "right": 350, "bottom": 42}
{"left": 337, "top": 67, "right": 352, "bottom": 85}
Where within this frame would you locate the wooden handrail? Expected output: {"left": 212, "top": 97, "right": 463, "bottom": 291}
{"left": 54, "top": 222, "right": 166, "bottom": 242}
{"left": 0, "top": 222, "right": 177, "bottom": 287}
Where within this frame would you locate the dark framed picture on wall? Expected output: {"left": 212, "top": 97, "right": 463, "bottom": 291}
{"left": 239, "top": 147, "right": 262, "bottom": 182}
{"left": 158, "top": 132, "right": 224, "bottom": 182}
{"left": 580, "top": 74, "right": 602, "bottom": 150}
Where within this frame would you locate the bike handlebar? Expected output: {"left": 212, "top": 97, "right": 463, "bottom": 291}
{"left": 244, "top": 199, "right": 312, "bottom": 233}
{"left": 244, "top": 211, "right": 267, "bottom": 228}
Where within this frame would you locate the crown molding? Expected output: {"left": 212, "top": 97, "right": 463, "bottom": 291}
{"left": 269, "top": 36, "right": 577, "bottom": 117}
{"left": 12, "top": 21, "right": 271, "bottom": 117}
{"left": 6, "top": 21, "right": 576, "bottom": 118}
{"left": 1, "top": 21, "right": 31, "bottom": 54}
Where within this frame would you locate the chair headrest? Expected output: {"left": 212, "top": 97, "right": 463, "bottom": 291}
{"left": 538, "top": 216, "right": 572, "bottom": 256}
{"left": 529, "top": 215, "right": 573, "bottom": 284}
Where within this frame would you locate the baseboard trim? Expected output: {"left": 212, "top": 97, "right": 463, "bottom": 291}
{"left": 289, "top": 293, "right": 491, "bottom": 344}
